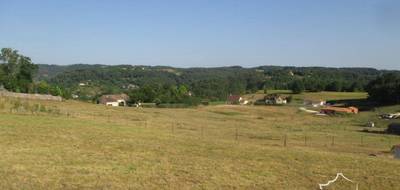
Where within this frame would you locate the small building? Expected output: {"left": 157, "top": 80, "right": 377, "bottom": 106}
{"left": 265, "top": 94, "right": 287, "bottom": 105}
{"left": 387, "top": 123, "right": 400, "bottom": 135}
{"left": 380, "top": 113, "right": 400, "bottom": 119}
{"left": 227, "top": 95, "right": 248, "bottom": 105}
{"left": 304, "top": 99, "right": 326, "bottom": 107}
{"left": 366, "top": 121, "right": 375, "bottom": 128}
{"left": 391, "top": 144, "right": 400, "bottom": 159}
{"left": 320, "top": 106, "right": 358, "bottom": 114}
{"left": 98, "top": 94, "right": 129, "bottom": 107}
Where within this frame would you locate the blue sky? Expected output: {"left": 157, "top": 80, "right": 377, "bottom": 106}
{"left": 0, "top": 0, "right": 399, "bottom": 69}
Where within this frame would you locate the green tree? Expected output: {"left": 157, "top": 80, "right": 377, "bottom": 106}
{"left": 326, "top": 81, "right": 343, "bottom": 92}
{"left": 178, "top": 85, "right": 188, "bottom": 95}
{"left": 366, "top": 73, "right": 400, "bottom": 104}
{"left": 37, "top": 81, "right": 50, "bottom": 94}
{"left": 289, "top": 80, "right": 305, "bottom": 94}
{"left": 49, "top": 86, "right": 63, "bottom": 96}
{"left": 0, "top": 48, "right": 38, "bottom": 92}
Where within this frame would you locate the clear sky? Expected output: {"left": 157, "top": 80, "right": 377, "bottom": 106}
{"left": 1, "top": 0, "right": 399, "bottom": 69}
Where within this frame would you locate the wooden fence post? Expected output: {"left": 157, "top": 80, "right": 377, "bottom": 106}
{"left": 235, "top": 127, "right": 238, "bottom": 141}
{"left": 304, "top": 135, "right": 307, "bottom": 146}
{"left": 360, "top": 136, "right": 364, "bottom": 146}
{"left": 283, "top": 134, "right": 287, "bottom": 147}
{"left": 331, "top": 136, "right": 335, "bottom": 146}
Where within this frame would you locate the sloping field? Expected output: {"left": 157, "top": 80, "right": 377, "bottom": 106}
{"left": 0, "top": 96, "right": 399, "bottom": 189}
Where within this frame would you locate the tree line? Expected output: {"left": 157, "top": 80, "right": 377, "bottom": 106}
{"left": 127, "top": 84, "right": 201, "bottom": 106}
{"left": 41, "top": 64, "right": 391, "bottom": 103}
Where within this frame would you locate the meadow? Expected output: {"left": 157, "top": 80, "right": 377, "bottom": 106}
{"left": 0, "top": 92, "right": 399, "bottom": 189}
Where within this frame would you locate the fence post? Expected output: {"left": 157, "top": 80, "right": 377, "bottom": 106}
{"left": 172, "top": 122, "right": 175, "bottom": 134}
{"left": 201, "top": 125, "right": 204, "bottom": 138}
{"left": 283, "top": 134, "right": 287, "bottom": 147}
{"left": 331, "top": 136, "right": 335, "bottom": 146}
{"left": 304, "top": 135, "right": 307, "bottom": 146}
{"left": 361, "top": 136, "right": 364, "bottom": 146}
{"left": 235, "top": 127, "right": 238, "bottom": 141}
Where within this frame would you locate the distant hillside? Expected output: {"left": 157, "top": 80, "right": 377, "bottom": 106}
{"left": 37, "top": 64, "right": 106, "bottom": 80}
{"left": 37, "top": 64, "right": 398, "bottom": 101}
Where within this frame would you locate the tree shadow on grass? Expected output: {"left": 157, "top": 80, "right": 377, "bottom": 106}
{"left": 327, "top": 99, "right": 378, "bottom": 111}
{"left": 358, "top": 129, "right": 400, "bottom": 137}
{"left": 358, "top": 129, "right": 387, "bottom": 134}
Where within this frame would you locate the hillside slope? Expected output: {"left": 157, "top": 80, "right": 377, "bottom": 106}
{"left": 0, "top": 96, "right": 399, "bottom": 189}
{"left": 37, "top": 64, "right": 398, "bottom": 101}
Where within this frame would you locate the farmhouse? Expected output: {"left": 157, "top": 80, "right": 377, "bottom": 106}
{"left": 98, "top": 94, "right": 129, "bottom": 106}
{"left": 387, "top": 123, "right": 400, "bottom": 135}
{"left": 227, "top": 95, "right": 248, "bottom": 105}
{"left": 392, "top": 145, "right": 400, "bottom": 159}
{"left": 320, "top": 106, "right": 358, "bottom": 114}
{"left": 265, "top": 94, "right": 287, "bottom": 105}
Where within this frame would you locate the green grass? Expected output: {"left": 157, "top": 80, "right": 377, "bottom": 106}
{"left": 0, "top": 94, "right": 399, "bottom": 189}
{"left": 250, "top": 90, "right": 368, "bottom": 105}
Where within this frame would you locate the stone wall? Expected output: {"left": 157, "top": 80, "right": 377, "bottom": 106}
{"left": 0, "top": 91, "right": 62, "bottom": 101}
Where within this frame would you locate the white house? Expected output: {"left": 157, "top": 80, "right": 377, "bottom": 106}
{"left": 98, "top": 94, "right": 129, "bottom": 107}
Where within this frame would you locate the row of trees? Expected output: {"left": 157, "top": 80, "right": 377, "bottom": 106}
{"left": 127, "top": 84, "right": 200, "bottom": 105}
{"left": 288, "top": 79, "right": 365, "bottom": 94}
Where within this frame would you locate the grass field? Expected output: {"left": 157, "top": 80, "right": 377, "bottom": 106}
{"left": 245, "top": 90, "right": 368, "bottom": 105}
{"left": 0, "top": 92, "right": 400, "bottom": 189}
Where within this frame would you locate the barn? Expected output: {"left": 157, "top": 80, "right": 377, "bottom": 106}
{"left": 98, "top": 94, "right": 129, "bottom": 107}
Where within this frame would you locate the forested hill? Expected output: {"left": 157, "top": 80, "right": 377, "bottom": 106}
{"left": 37, "top": 64, "right": 397, "bottom": 101}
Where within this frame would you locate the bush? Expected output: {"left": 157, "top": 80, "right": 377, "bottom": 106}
{"left": 286, "top": 95, "right": 293, "bottom": 103}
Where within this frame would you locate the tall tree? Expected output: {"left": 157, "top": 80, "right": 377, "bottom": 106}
{"left": 289, "top": 80, "right": 305, "bottom": 94}
{"left": 0, "top": 48, "right": 38, "bottom": 92}
{"left": 366, "top": 73, "right": 400, "bottom": 104}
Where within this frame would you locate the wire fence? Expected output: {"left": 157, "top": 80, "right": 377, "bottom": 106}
{"left": 2, "top": 102, "right": 400, "bottom": 189}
